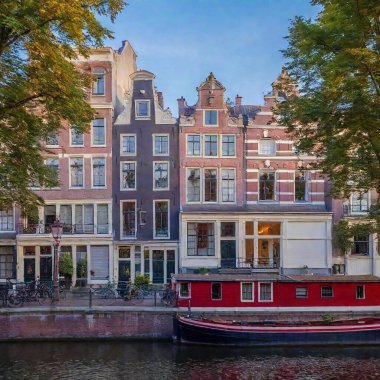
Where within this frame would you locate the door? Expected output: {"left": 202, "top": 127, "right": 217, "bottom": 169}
{"left": 118, "top": 261, "right": 131, "bottom": 282}
{"left": 221, "top": 241, "right": 236, "bottom": 268}
{"left": 24, "top": 258, "right": 35, "bottom": 282}
{"left": 152, "top": 250, "right": 164, "bottom": 284}
{"left": 40, "top": 257, "right": 52, "bottom": 282}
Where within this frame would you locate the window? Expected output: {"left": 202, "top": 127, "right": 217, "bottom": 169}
{"left": 179, "top": 282, "right": 190, "bottom": 298}
{"left": 154, "top": 135, "right": 169, "bottom": 155}
{"left": 71, "top": 128, "right": 84, "bottom": 146}
{"left": 45, "top": 158, "right": 59, "bottom": 183}
{"left": 187, "top": 223, "right": 215, "bottom": 256}
{"left": 154, "top": 162, "right": 169, "bottom": 190}
{"left": 0, "top": 210, "right": 13, "bottom": 231}
{"left": 258, "top": 222, "right": 281, "bottom": 235}
{"left": 135, "top": 100, "right": 150, "bottom": 118}
{"left": 221, "top": 222, "right": 235, "bottom": 237}
{"left": 222, "top": 135, "right": 235, "bottom": 156}
{"left": 351, "top": 192, "right": 369, "bottom": 212}
{"left": 0, "top": 247, "right": 13, "bottom": 279}
{"left": 70, "top": 158, "right": 84, "bottom": 188}
{"left": 92, "top": 158, "right": 105, "bottom": 188}
{"left": 296, "top": 287, "right": 308, "bottom": 298}
{"left": 211, "top": 283, "right": 222, "bottom": 300}
{"left": 204, "top": 110, "right": 218, "bottom": 126}
{"left": 121, "top": 162, "right": 136, "bottom": 190}
{"left": 221, "top": 169, "right": 235, "bottom": 202}
{"left": 321, "top": 286, "right": 333, "bottom": 298}
{"left": 60, "top": 205, "right": 72, "bottom": 227}
{"left": 92, "top": 118, "right": 105, "bottom": 145}
{"left": 121, "top": 135, "right": 136, "bottom": 155}
{"left": 187, "top": 135, "right": 201, "bottom": 156}
{"left": 259, "top": 140, "right": 276, "bottom": 155}
{"left": 154, "top": 201, "right": 169, "bottom": 238}
{"left": 259, "top": 172, "right": 275, "bottom": 201}
{"left": 97, "top": 204, "right": 108, "bottom": 234}
{"left": 92, "top": 68, "right": 105, "bottom": 95}
{"left": 353, "top": 235, "right": 369, "bottom": 255}
{"left": 90, "top": 245, "right": 109, "bottom": 280}
{"left": 259, "top": 283, "right": 273, "bottom": 302}
{"left": 204, "top": 135, "right": 218, "bottom": 156}
{"left": 356, "top": 285, "right": 365, "bottom": 300}
{"left": 187, "top": 168, "right": 200, "bottom": 202}
{"left": 75, "top": 204, "right": 94, "bottom": 233}
{"left": 122, "top": 201, "right": 136, "bottom": 238}
{"left": 295, "top": 171, "right": 308, "bottom": 201}
{"left": 241, "top": 283, "right": 254, "bottom": 301}
{"left": 204, "top": 169, "right": 217, "bottom": 202}
{"left": 46, "top": 133, "right": 58, "bottom": 146}
{"left": 139, "top": 211, "right": 147, "bottom": 226}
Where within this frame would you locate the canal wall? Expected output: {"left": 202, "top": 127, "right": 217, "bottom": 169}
{"left": 1, "top": 307, "right": 380, "bottom": 341}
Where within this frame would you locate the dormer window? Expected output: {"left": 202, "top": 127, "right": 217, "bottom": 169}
{"left": 135, "top": 100, "right": 150, "bottom": 119}
{"left": 259, "top": 139, "right": 276, "bottom": 155}
{"left": 204, "top": 110, "right": 218, "bottom": 126}
{"left": 92, "top": 68, "right": 105, "bottom": 95}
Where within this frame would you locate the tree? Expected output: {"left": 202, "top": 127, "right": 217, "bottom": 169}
{"left": 278, "top": 0, "right": 380, "bottom": 199}
{"left": 0, "top": 0, "right": 125, "bottom": 212}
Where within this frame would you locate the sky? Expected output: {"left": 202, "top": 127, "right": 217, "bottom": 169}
{"left": 101, "top": 0, "right": 320, "bottom": 116}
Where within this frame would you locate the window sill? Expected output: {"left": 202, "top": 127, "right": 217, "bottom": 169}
{"left": 90, "top": 144, "right": 107, "bottom": 148}
{"left": 120, "top": 188, "right": 137, "bottom": 191}
{"left": 70, "top": 145, "right": 85, "bottom": 148}
{"left": 135, "top": 116, "right": 151, "bottom": 120}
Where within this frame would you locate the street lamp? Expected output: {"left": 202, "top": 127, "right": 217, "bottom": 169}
{"left": 51, "top": 219, "right": 63, "bottom": 302}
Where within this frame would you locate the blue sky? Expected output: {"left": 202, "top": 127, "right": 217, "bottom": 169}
{"left": 101, "top": 0, "right": 320, "bottom": 116}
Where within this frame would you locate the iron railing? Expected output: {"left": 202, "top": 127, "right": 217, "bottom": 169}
{"left": 220, "top": 258, "right": 279, "bottom": 270}
{"left": 17, "top": 223, "right": 109, "bottom": 235}
{"left": 343, "top": 204, "right": 369, "bottom": 217}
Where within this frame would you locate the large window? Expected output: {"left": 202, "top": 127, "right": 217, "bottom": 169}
{"left": 70, "top": 158, "right": 84, "bottom": 188}
{"left": 92, "top": 68, "right": 105, "bottom": 95}
{"left": 0, "top": 210, "right": 13, "bottom": 231}
{"left": 241, "top": 283, "right": 254, "bottom": 301}
{"left": 259, "top": 283, "right": 273, "bottom": 302}
{"left": 92, "top": 158, "right": 105, "bottom": 188}
{"left": 92, "top": 118, "right": 105, "bottom": 145}
{"left": 187, "top": 223, "right": 215, "bottom": 256}
{"left": 154, "top": 162, "right": 169, "bottom": 190}
{"left": 353, "top": 235, "right": 369, "bottom": 255}
{"left": 259, "top": 172, "right": 276, "bottom": 201}
{"left": 295, "top": 171, "right": 308, "bottom": 201}
{"left": 259, "top": 140, "right": 276, "bottom": 155}
{"left": 187, "top": 168, "right": 201, "bottom": 202}
{"left": 204, "top": 110, "right": 218, "bottom": 126}
{"left": 135, "top": 100, "right": 150, "bottom": 118}
{"left": 154, "top": 201, "right": 169, "bottom": 238}
{"left": 187, "top": 135, "right": 201, "bottom": 156}
{"left": 222, "top": 135, "right": 235, "bottom": 156}
{"left": 204, "top": 169, "right": 217, "bottom": 202}
{"left": 351, "top": 192, "right": 369, "bottom": 212}
{"left": 90, "top": 246, "right": 109, "bottom": 280}
{"left": 121, "top": 135, "right": 136, "bottom": 155}
{"left": 71, "top": 128, "right": 84, "bottom": 146}
{"left": 75, "top": 204, "right": 94, "bottom": 233}
{"left": 46, "top": 133, "right": 58, "bottom": 146}
{"left": 0, "top": 247, "right": 13, "bottom": 279}
{"left": 204, "top": 135, "right": 218, "bottom": 156}
{"left": 122, "top": 201, "right": 136, "bottom": 238}
{"left": 121, "top": 162, "right": 136, "bottom": 190}
{"left": 221, "top": 169, "right": 235, "bottom": 202}
{"left": 97, "top": 204, "right": 108, "bottom": 234}
{"left": 154, "top": 135, "right": 169, "bottom": 155}
{"left": 45, "top": 158, "right": 59, "bottom": 183}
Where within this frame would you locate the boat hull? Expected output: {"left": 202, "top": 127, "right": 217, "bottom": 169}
{"left": 173, "top": 316, "right": 380, "bottom": 346}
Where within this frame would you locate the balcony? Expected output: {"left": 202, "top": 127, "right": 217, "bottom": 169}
{"left": 17, "top": 223, "right": 109, "bottom": 235}
{"left": 219, "top": 257, "right": 279, "bottom": 272}
{"left": 343, "top": 204, "right": 369, "bottom": 218}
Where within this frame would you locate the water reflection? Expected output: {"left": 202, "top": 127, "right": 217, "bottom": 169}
{"left": 0, "top": 342, "right": 380, "bottom": 379}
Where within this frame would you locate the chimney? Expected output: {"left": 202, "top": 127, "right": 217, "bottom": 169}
{"left": 235, "top": 94, "right": 242, "bottom": 107}
{"left": 177, "top": 96, "right": 186, "bottom": 114}
{"left": 157, "top": 92, "right": 164, "bottom": 109}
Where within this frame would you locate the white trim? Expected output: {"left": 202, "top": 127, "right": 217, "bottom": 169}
{"left": 120, "top": 161, "right": 137, "bottom": 191}
{"left": 258, "top": 282, "right": 273, "bottom": 302}
{"left": 203, "top": 134, "right": 218, "bottom": 157}
{"left": 178, "top": 306, "right": 380, "bottom": 312}
{"left": 91, "top": 156, "right": 107, "bottom": 189}
{"left": 241, "top": 282, "right": 254, "bottom": 302}
{"left": 186, "top": 167, "right": 201, "bottom": 204}
{"left": 91, "top": 117, "right": 106, "bottom": 147}
{"left": 203, "top": 167, "right": 218, "bottom": 204}
{"left": 153, "top": 161, "right": 170, "bottom": 191}
{"left": 152, "top": 133, "right": 170, "bottom": 156}
{"left": 120, "top": 134, "right": 137, "bottom": 156}
{"left": 69, "top": 127, "right": 84, "bottom": 147}
{"left": 203, "top": 110, "right": 218, "bottom": 126}
{"left": 186, "top": 133, "right": 202, "bottom": 157}
{"left": 153, "top": 199, "right": 170, "bottom": 239}
{"left": 220, "top": 167, "right": 236, "bottom": 204}
{"left": 220, "top": 134, "right": 236, "bottom": 158}
{"left": 91, "top": 67, "right": 106, "bottom": 96}
{"left": 120, "top": 200, "right": 137, "bottom": 240}
{"left": 135, "top": 99, "right": 151, "bottom": 120}
{"left": 178, "top": 282, "right": 191, "bottom": 299}
{"left": 69, "top": 157, "right": 85, "bottom": 189}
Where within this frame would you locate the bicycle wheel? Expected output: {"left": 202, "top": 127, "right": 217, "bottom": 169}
{"left": 103, "top": 288, "right": 116, "bottom": 299}
{"left": 8, "top": 293, "right": 23, "bottom": 307}
{"left": 38, "top": 289, "right": 52, "bottom": 305}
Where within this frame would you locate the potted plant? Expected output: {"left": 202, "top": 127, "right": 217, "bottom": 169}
{"left": 59, "top": 253, "right": 74, "bottom": 289}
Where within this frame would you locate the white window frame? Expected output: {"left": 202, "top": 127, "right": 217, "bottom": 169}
{"left": 153, "top": 200, "right": 170, "bottom": 239}
{"left": 259, "top": 171, "right": 277, "bottom": 201}
{"left": 221, "top": 168, "right": 236, "bottom": 203}
{"left": 203, "top": 134, "right": 218, "bottom": 157}
{"left": 69, "top": 157, "right": 84, "bottom": 189}
{"left": 120, "top": 200, "right": 137, "bottom": 239}
{"left": 44, "top": 157, "right": 60, "bottom": 186}
{"left": 120, "top": 161, "right": 137, "bottom": 191}
{"left": 221, "top": 135, "right": 236, "bottom": 157}
{"left": 259, "top": 139, "right": 276, "bottom": 156}
{"left": 178, "top": 282, "right": 191, "bottom": 299}
{"left": 70, "top": 128, "right": 84, "bottom": 147}
{"left": 258, "top": 282, "right": 273, "bottom": 302}
{"left": 91, "top": 118, "right": 106, "bottom": 147}
{"left": 91, "top": 156, "right": 106, "bottom": 189}
{"left": 135, "top": 100, "right": 151, "bottom": 119}
{"left": 92, "top": 67, "right": 105, "bottom": 96}
{"left": 294, "top": 170, "right": 309, "bottom": 202}
{"left": 153, "top": 134, "right": 169, "bottom": 156}
{"left": 240, "top": 282, "right": 254, "bottom": 302}
{"left": 153, "top": 161, "right": 170, "bottom": 191}
{"left": 46, "top": 133, "right": 59, "bottom": 148}
{"left": 204, "top": 110, "right": 218, "bottom": 126}
{"left": 186, "top": 134, "right": 201, "bottom": 157}
{"left": 0, "top": 208, "right": 15, "bottom": 232}
{"left": 295, "top": 286, "right": 308, "bottom": 299}
{"left": 186, "top": 167, "right": 201, "bottom": 203}
{"left": 203, "top": 167, "right": 218, "bottom": 203}
{"left": 120, "top": 134, "right": 136, "bottom": 156}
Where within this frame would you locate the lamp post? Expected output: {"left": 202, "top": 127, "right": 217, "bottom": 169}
{"left": 51, "top": 219, "right": 63, "bottom": 302}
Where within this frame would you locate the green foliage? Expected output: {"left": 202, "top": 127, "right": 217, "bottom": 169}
{"left": 322, "top": 314, "right": 334, "bottom": 324}
{"left": 197, "top": 267, "right": 210, "bottom": 275}
{"left": 134, "top": 274, "right": 150, "bottom": 288}
{"left": 0, "top": 0, "right": 125, "bottom": 212}
{"left": 59, "top": 253, "right": 74, "bottom": 279}
{"left": 76, "top": 258, "right": 87, "bottom": 278}
{"left": 278, "top": 0, "right": 380, "bottom": 198}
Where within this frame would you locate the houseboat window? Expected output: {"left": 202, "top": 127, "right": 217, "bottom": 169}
{"left": 296, "top": 287, "right": 308, "bottom": 298}
{"left": 356, "top": 285, "right": 365, "bottom": 299}
{"left": 259, "top": 283, "right": 273, "bottom": 302}
{"left": 211, "top": 283, "right": 222, "bottom": 300}
{"left": 241, "top": 283, "right": 254, "bottom": 301}
{"left": 179, "top": 283, "right": 190, "bottom": 298}
{"left": 352, "top": 235, "right": 369, "bottom": 255}
{"left": 321, "top": 286, "right": 333, "bottom": 298}
{"left": 187, "top": 223, "right": 215, "bottom": 256}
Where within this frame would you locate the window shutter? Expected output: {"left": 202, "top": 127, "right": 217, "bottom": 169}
{"left": 90, "top": 246, "right": 109, "bottom": 279}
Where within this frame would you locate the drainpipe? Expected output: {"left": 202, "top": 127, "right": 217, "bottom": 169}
{"left": 242, "top": 115, "right": 248, "bottom": 207}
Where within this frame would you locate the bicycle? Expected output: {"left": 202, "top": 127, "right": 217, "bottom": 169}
{"left": 7, "top": 281, "right": 40, "bottom": 307}
{"left": 92, "top": 281, "right": 120, "bottom": 299}
{"left": 124, "top": 283, "right": 144, "bottom": 302}
{"left": 160, "top": 287, "right": 177, "bottom": 307}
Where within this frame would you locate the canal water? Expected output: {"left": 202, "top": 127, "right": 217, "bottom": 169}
{"left": 0, "top": 342, "right": 380, "bottom": 380}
